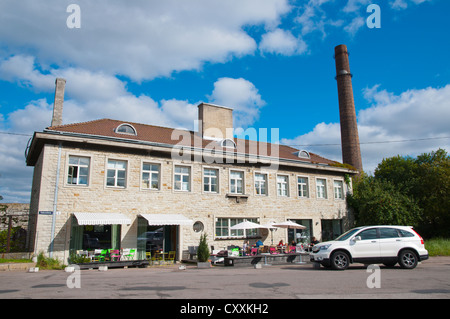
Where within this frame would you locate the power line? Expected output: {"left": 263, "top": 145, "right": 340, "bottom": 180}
{"left": 0, "top": 131, "right": 33, "bottom": 137}
{"left": 1, "top": 130, "right": 449, "bottom": 146}
{"left": 283, "top": 136, "right": 450, "bottom": 147}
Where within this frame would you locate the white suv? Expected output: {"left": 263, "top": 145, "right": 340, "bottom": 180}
{"left": 310, "top": 225, "right": 429, "bottom": 270}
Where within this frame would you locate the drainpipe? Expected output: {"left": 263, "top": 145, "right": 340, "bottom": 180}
{"left": 49, "top": 142, "right": 62, "bottom": 258}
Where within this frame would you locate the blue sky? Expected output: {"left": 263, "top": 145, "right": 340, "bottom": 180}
{"left": 0, "top": 0, "right": 449, "bottom": 202}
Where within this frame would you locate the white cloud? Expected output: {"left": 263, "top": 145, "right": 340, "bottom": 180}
{"left": 390, "top": 0, "right": 431, "bottom": 10}
{"left": 344, "top": 17, "right": 366, "bottom": 35}
{"left": 208, "top": 77, "right": 266, "bottom": 127}
{"left": 281, "top": 85, "right": 450, "bottom": 174}
{"left": 0, "top": 0, "right": 291, "bottom": 81}
{"left": 259, "top": 29, "right": 307, "bottom": 56}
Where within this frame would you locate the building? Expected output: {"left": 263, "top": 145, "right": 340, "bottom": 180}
{"left": 25, "top": 78, "right": 357, "bottom": 263}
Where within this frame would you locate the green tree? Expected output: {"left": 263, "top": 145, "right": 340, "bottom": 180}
{"left": 348, "top": 174, "right": 422, "bottom": 227}
{"left": 374, "top": 148, "right": 450, "bottom": 237}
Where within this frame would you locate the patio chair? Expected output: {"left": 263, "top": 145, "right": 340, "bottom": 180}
{"left": 127, "top": 249, "right": 136, "bottom": 260}
{"left": 92, "top": 249, "right": 107, "bottom": 262}
{"left": 110, "top": 249, "right": 121, "bottom": 261}
{"left": 166, "top": 251, "right": 176, "bottom": 264}
{"left": 269, "top": 247, "right": 277, "bottom": 254}
{"left": 250, "top": 248, "right": 258, "bottom": 256}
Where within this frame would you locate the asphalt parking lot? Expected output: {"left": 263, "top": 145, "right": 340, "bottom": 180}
{"left": 1, "top": 257, "right": 449, "bottom": 300}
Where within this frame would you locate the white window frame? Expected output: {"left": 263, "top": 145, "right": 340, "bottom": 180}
{"left": 141, "top": 161, "right": 161, "bottom": 191}
{"left": 297, "top": 175, "right": 309, "bottom": 198}
{"left": 215, "top": 217, "right": 260, "bottom": 239}
{"left": 229, "top": 169, "right": 245, "bottom": 194}
{"left": 203, "top": 167, "right": 219, "bottom": 194}
{"left": 173, "top": 164, "right": 192, "bottom": 192}
{"left": 254, "top": 172, "right": 268, "bottom": 196}
{"left": 276, "top": 174, "right": 289, "bottom": 197}
{"left": 66, "top": 154, "right": 91, "bottom": 187}
{"left": 115, "top": 123, "right": 137, "bottom": 136}
{"left": 106, "top": 158, "right": 128, "bottom": 188}
{"left": 316, "top": 177, "right": 328, "bottom": 199}
{"left": 333, "top": 179, "right": 344, "bottom": 200}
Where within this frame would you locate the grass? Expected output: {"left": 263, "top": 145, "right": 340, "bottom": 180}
{"left": 0, "top": 258, "right": 33, "bottom": 263}
{"left": 425, "top": 238, "right": 450, "bottom": 256}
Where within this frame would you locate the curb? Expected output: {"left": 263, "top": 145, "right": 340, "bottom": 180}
{"left": 0, "top": 263, "right": 36, "bottom": 272}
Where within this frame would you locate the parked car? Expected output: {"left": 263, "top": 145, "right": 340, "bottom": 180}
{"left": 310, "top": 225, "right": 429, "bottom": 270}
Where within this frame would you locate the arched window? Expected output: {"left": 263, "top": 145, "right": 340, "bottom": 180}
{"left": 293, "top": 150, "right": 310, "bottom": 159}
{"left": 220, "top": 138, "right": 236, "bottom": 149}
{"left": 115, "top": 123, "right": 137, "bottom": 136}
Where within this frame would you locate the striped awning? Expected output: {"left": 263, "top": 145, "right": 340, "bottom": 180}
{"left": 140, "top": 214, "right": 193, "bottom": 226}
{"left": 74, "top": 212, "right": 131, "bottom": 225}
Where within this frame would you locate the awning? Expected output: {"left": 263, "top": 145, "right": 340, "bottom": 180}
{"left": 140, "top": 214, "right": 193, "bottom": 226}
{"left": 73, "top": 212, "right": 131, "bottom": 225}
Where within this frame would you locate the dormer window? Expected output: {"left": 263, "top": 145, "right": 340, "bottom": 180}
{"left": 115, "top": 123, "right": 137, "bottom": 136}
{"left": 220, "top": 138, "right": 236, "bottom": 149}
{"left": 293, "top": 150, "right": 310, "bottom": 159}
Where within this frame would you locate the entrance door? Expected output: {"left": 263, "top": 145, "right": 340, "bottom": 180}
{"left": 137, "top": 217, "right": 179, "bottom": 260}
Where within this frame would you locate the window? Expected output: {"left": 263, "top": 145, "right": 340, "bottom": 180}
{"left": 277, "top": 175, "right": 289, "bottom": 197}
{"left": 115, "top": 123, "right": 137, "bottom": 135}
{"left": 107, "top": 159, "right": 127, "bottom": 187}
{"left": 297, "top": 176, "right": 309, "bottom": 198}
{"left": 293, "top": 150, "right": 310, "bottom": 159}
{"left": 398, "top": 229, "right": 414, "bottom": 238}
{"left": 316, "top": 178, "right": 327, "bottom": 199}
{"left": 380, "top": 228, "right": 400, "bottom": 239}
{"left": 334, "top": 180, "right": 344, "bottom": 200}
{"left": 359, "top": 228, "right": 378, "bottom": 240}
{"left": 230, "top": 170, "right": 244, "bottom": 194}
{"left": 174, "top": 165, "right": 191, "bottom": 191}
{"left": 70, "top": 223, "right": 121, "bottom": 251}
{"left": 142, "top": 163, "right": 160, "bottom": 190}
{"left": 254, "top": 173, "right": 267, "bottom": 196}
{"left": 203, "top": 168, "right": 218, "bottom": 193}
{"left": 193, "top": 221, "right": 204, "bottom": 233}
{"left": 67, "top": 155, "right": 90, "bottom": 186}
{"left": 215, "top": 218, "right": 259, "bottom": 238}
{"left": 220, "top": 139, "right": 236, "bottom": 149}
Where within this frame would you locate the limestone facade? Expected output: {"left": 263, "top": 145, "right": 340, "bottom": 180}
{"left": 27, "top": 138, "right": 354, "bottom": 263}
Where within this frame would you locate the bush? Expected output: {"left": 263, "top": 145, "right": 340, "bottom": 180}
{"left": 197, "top": 233, "right": 210, "bottom": 262}
{"left": 35, "top": 252, "right": 64, "bottom": 270}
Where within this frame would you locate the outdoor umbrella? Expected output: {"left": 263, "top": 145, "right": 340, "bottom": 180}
{"left": 272, "top": 220, "right": 306, "bottom": 229}
{"left": 230, "top": 220, "right": 264, "bottom": 231}
{"left": 260, "top": 222, "right": 278, "bottom": 245}
{"left": 273, "top": 221, "right": 306, "bottom": 247}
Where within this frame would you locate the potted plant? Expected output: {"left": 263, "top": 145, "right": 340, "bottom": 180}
{"left": 197, "top": 233, "right": 211, "bottom": 268}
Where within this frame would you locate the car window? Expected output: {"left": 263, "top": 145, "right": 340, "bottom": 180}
{"left": 379, "top": 228, "right": 400, "bottom": 239}
{"left": 398, "top": 229, "right": 415, "bottom": 237}
{"left": 358, "top": 229, "right": 378, "bottom": 240}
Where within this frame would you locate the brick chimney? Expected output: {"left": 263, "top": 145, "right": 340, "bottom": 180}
{"left": 334, "top": 44, "right": 363, "bottom": 172}
{"left": 51, "top": 78, "right": 66, "bottom": 127}
{"left": 197, "top": 103, "right": 233, "bottom": 140}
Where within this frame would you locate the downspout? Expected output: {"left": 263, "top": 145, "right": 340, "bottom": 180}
{"left": 49, "top": 142, "right": 62, "bottom": 258}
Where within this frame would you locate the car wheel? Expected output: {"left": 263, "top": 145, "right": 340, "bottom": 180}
{"left": 330, "top": 251, "right": 350, "bottom": 270}
{"left": 398, "top": 250, "right": 418, "bottom": 269}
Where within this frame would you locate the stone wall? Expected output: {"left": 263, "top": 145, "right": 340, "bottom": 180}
{"left": 30, "top": 143, "right": 352, "bottom": 262}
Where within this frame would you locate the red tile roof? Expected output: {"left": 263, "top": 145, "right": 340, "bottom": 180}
{"left": 46, "top": 118, "right": 339, "bottom": 166}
